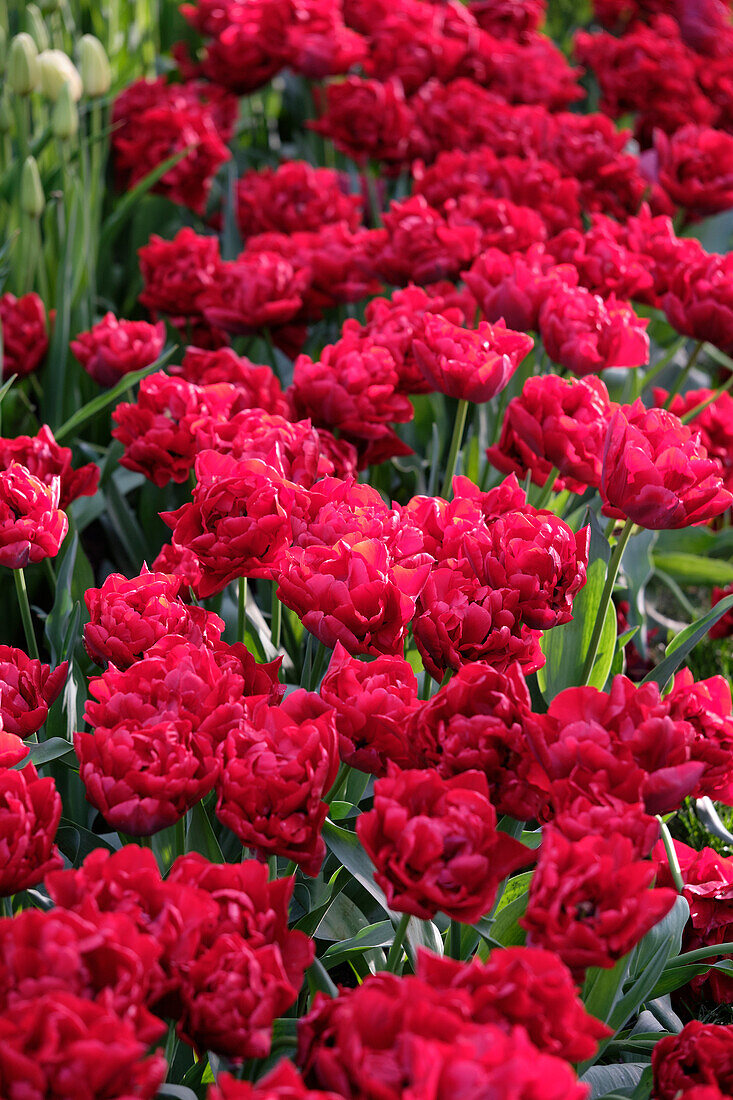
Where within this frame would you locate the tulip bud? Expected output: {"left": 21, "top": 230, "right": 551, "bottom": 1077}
{"left": 20, "top": 157, "right": 44, "bottom": 219}
{"left": 7, "top": 33, "right": 39, "bottom": 96}
{"left": 78, "top": 34, "right": 110, "bottom": 97}
{"left": 0, "top": 92, "right": 11, "bottom": 135}
{"left": 38, "top": 49, "right": 82, "bottom": 102}
{"left": 23, "top": 4, "right": 49, "bottom": 53}
{"left": 52, "top": 81, "right": 78, "bottom": 139}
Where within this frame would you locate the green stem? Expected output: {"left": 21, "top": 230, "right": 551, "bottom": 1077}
{"left": 448, "top": 919, "right": 462, "bottom": 960}
{"left": 440, "top": 398, "right": 470, "bottom": 500}
{"left": 581, "top": 518, "right": 634, "bottom": 685}
{"left": 326, "top": 763, "right": 351, "bottom": 805}
{"left": 1, "top": 895, "right": 12, "bottom": 918}
{"left": 681, "top": 369, "right": 733, "bottom": 424}
{"left": 664, "top": 340, "right": 704, "bottom": 408}
{"left": 386, "top": 912, "right": 411, "bottom": 973}
{"left": 271, "top": 582, "right": 282, "bottom": 650}
{"left": 656, "top": 816, "right": 685, "bottom": 894}
{"left": 14, "top": 96, "right": 30, "bottom": 163}
{"left": 641, "top": 334, "right": 687, "bottom": 395}
{"left": 534, "top": 467, "right": 559, "bottom": 511}
{"left": 14, "top": 567, "right": 39, "bottom": 660}
{"left": 237, "top": 576, "right": 248, "bottom": 644}
{"left": 268, "top": 855, "right": 278, "bottom": 879}
{"left": 365, "top": 166, "right": 383, "bottom": 228}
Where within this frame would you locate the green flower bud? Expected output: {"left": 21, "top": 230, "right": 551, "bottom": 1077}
{"left": 0, "top": 93, "right": 12, "bottom": 135}
{"left": 52, "top": 80, "right": 78, "bottom": 139}
{"left": 7, "top": 33, "right": 39, "bottom": 96}
{"left": 23, "top": 4, "right": 49, "bottom": 53}
{"left": 38, "top": 49, "right": 82, "bottom": 102}
{"left": 20, "top": 157, "right": 44, "bottom": 219}
{"left": 78, "top": 34, "right": 110, "bottom": 97}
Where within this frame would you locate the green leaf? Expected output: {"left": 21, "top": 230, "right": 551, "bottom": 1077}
{"left": 322, "top": 819, "right": 388, "bottom": 912}
{"left": 652, "top": 552, "right": 733, "bottom": 587}
{"left": 323, "top": 921, "right": 393, "bottom": 965}
{"left": 157, "top": 1088, "right": 200, "bottom": 1099}
{"left": 54, "top": 346, "right": 176, "bottom": 444}
{"left": 56, "top": 820, "right": 117, "bottom": 866}
{"left": 579, "top": 897, "right": 690, "bottom": 1073}
{"left": 581, "top": 1063, "right": 648, "bottom": 1100}
{"left": 185, "top": 802, "right": 224, "bottom": 863}
{"left": 695, "top": 797, "right": 733, "bottom": 846}
{"left": 307, "top": 958, "right": 338, "bottom": 998}
{"left": 485, "top": 890, "right": 529, "bottom": 950}
{"left": 539, "top": 510, "right": 616, "bottom": 698}
{"left": 648, "top": 962, "right": 710, "bottom": 998}
{"left": 315, "top": 892, "right": 371, "bottom": 942}
{"left": 642, "top": 594, "right": 733, "bottom": 691}
{"left": 98, "top": 147, "right": 193, "bottom": 255}
{"left": 28, "top": 738, "right": 76, "bottom": 768}
{"left": 495, "top": 870, "right": 534, "bottom": 914}
{"left": 631, "top": 1065, "right": 654, "bottom": 1100}
{"left": 406, "top": 916, "right": 444, "bottom": 960}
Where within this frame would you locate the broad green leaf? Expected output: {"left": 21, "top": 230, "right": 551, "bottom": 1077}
{"left": 642, "top": 594, "right": 733, "bottom": 691}
{"left": 54, "top": 347, "right": 176, "bottom": 444}
{"left": 495, "top": 870, "right": 534, "bottom": 914}
{"left": 323, "top": 921, "right": 393, "bottom": 965}
{"left": 407, "top": 916, "right": 443, "bottom": 960}
{"left": 695, "top": 797, "right": 733, "bottom": 846}
{"left": 482, "top": 890, "right": 529, "bottom": 952}
{"left": 652, "top": 551, "right": 733, "bottom": 587}
{"left": 56, "top": 819, "right": 117, "bottom": 866}
{"left": 580, "top": 897, "right": 690, "bottom": 1072}
{"left": 98, "top": 147, "right": 193, "bottom": 254}
{"left": 185, "top": 802, "right": 224, "bottom": 863}
{"left": 539, "top": 510, "right": 616, "bottom": 698}
{"left": 649, "top": 962, "right": 710, "bottom": 998}
{"left": 28, "top": 738, "right": 76, "bottom": 768}
{"left": 322, "top": 819, "right": 388, "bottom": 912}
{"left": 307, "top": 958, "right": 338, "bottom": 998}
{"left": 581, "top": 1063, "right": 648, "bottom": 1100}
{"left": 315, "top": 892, "right": 370, "bottom": 942}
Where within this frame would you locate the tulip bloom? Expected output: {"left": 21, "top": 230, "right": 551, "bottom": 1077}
{"left": 601, "top": 400, "right": 733, "bottom": 529}
{"left": 413, "top": 314, "right": 533, "bottom": 403}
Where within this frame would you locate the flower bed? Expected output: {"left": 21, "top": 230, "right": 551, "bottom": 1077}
{"left": 3, "top": 1, "right": 733, "bottom": 1097}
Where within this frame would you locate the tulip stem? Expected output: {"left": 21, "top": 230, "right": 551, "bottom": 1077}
{"left": 440, "top": 398, "right": 470, "bottom": 500}
{"left": 14, "top": 567, "right": 39, "bottom": 660}
{"left": 271, "top": 583, "right": 282, "bottom": 650}
{"left": 681, "top": 369, "right": 733, "bottom": 424}
{"left": 386, "top": 912, "right": 411, "bottom": 973}
{"left": 237, "top": 577, "right": 247, "bottom": 644}
{"left": 640, "top": 334, "right": 687, "bottom": 396}
{"left": 534, "top": 467, "right": 559, "bottom": 510}
{"left": 656, "top": 816, "right": 685, "bottom": 894}
{"left": 581, "top": 518, "right": 634, "bottom": 685}
{"left": 664, "top": 340, "right": 704, "bottom": 408}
